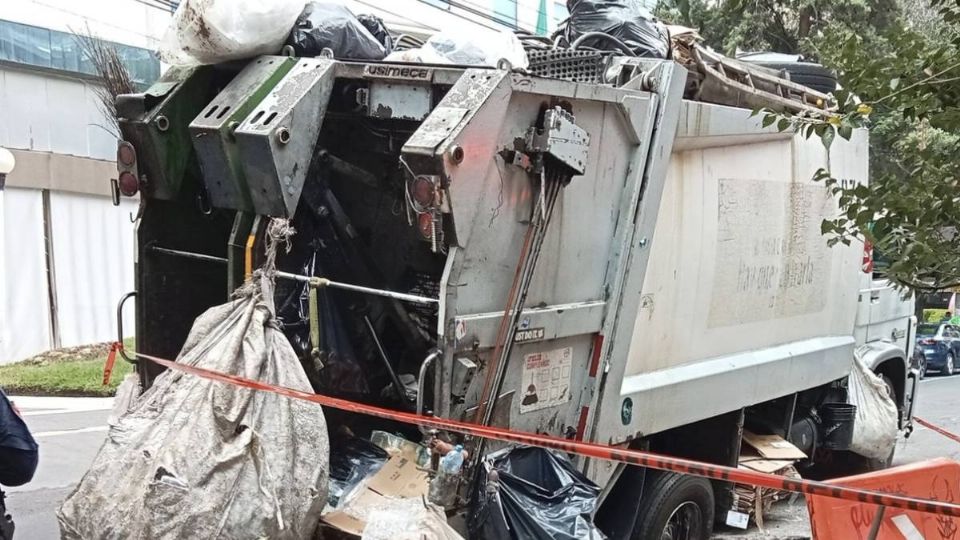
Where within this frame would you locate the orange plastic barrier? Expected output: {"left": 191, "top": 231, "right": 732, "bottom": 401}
{"left": 807, "top": 458, "right": 960, "bottom": 539}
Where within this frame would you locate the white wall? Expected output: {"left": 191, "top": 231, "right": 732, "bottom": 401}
{"left": 0, "top": 0, "right": 169, "bottom": 362}
{"left": 0, "top": 186, "right": 138, "bottom": 362}
{"left": 49, "top": 192, "right": 138, "bottom": 348}
{"left": 0, "top": 188, "right": 52, "bottom": 362}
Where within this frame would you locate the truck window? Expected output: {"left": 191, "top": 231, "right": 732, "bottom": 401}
{"left": 917, "top": 324, "right": 939, "bottom": 337}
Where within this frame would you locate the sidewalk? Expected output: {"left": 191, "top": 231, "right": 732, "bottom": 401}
{"left": 12, "top": 395, "right": 114, "bottom": 417}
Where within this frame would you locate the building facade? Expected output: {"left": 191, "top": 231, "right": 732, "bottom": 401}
{"left": 0, "top": 0, "right": 171, "bottom": 362}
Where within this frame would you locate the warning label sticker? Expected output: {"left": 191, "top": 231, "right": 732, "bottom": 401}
{"left": 519, "top": 347, "right": 573, "bottom": 414}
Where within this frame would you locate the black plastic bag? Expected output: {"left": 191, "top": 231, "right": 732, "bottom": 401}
{"left": 287, "top": 2, "right": 387, "bottom": 60}
{"left": 328, "top": 437, "right": 388, "bottom": 508}
{"left": 563, "top": 0, "right": 669, "bottom": 59}
{"left": 471, "top": 446, "right": 606, "bottom": 540}
{"left": 357, "top": 14, "right": 393, "bottom": 55}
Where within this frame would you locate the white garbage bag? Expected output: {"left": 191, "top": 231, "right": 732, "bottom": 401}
{"left": 386, "top": 28, "right": 528, "bottom": 69}
{"left": 848, "top": 354, "right": 899, "bottom": 461}
{"left": 159, "top": 0, "right": 306, "bottom": 65}
{"left": 58, "top": 278, "right": 329, "bottom": 539}
{"left": 106, "top": 372, "right": 140, "bottom": 427}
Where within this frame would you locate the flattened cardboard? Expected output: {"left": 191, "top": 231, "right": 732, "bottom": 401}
{"left": 322, "top": 489, "right": 388, "bottom": 536}
{"left": 738, "top": 445, "right": 796, "bottom": 474}
{"left": 742, "top": 430, "right": 807, "bottom": 460}
{"left": 366, "top": 454, "right": 430, "bottom": 498}
{"left": 738, "top": 458, "right": 796, "bottom": 474}
{"left": 321, "top": 453, "right": 431, "bottom": 536}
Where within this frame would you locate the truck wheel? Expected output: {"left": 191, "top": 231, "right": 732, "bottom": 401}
{"left": 633, "top": 471, "right": 714, "bottom": 540}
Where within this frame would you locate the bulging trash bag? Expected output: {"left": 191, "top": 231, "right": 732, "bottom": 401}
{"left": 396, "top": 27, "right": 529, "bottom": 69}
{"left": 58, "top": 277, "right": 330, "bottom": 539}
{"left": 287, "top": 2, "right": 387, "bottom": 60}
{"left": 848, "top": 353, "right": 899, "bottom": 461}
{"left": 563, "top": 0, "right": 669, "bottom": 59}
{"left": 471, "top": 446, "right": 606, "bottom": 540}
{"left": 159, "top": 0, "right": 306, "bottom": 65}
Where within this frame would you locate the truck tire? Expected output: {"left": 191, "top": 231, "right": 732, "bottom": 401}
{"left": 746, "top": 61, "right": 838, "bottom": 94}
{"left": 633, "top": 471, "right": 714, "bottom": 540}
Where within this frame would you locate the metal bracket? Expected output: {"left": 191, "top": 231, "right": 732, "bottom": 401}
{"left": 234, "top": 58, "right": 337, "bottom": 217}
{"left": 190, "top": 56, "right": 297, "bottom": 212}
{"left": 524, "top": 107, "right": 590, "bottom": 177}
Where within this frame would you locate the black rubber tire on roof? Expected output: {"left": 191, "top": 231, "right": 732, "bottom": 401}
{"left": 632, "top": 470, "right": 715, "bottom": 540}
{"left": 749, "top": 61, "right": 838, "bottom": 94}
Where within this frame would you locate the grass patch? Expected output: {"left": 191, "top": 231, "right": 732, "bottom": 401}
{"left": 0, "top": 339, "right": 136, "bottom": 397}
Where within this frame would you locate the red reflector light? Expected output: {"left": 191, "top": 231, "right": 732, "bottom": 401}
{"left": 117, "top": 144, "right": 136, "bottom": 167}
{"left": 417, "top": 212, "right": 433, "bottom": 239}
{"left": 861, "top": 239, "right": 873, "bottom": 273}
{"left": 118, "top": 171, "right": 139, "bottom": 196}
{"left": 411, "top": 176, "right": 435, "bottom": 207}
{"left": 920, "top": 339, "right": 936, "bottom": 345}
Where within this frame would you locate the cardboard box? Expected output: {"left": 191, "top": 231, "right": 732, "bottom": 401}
{"left": 321, "top": 452, "right": 431, "bottom": 536}
{"left": 741, "top": 430, "right": 807, "bottom": 460}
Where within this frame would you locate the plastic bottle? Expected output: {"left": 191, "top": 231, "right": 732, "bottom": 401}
{"left": 439, "top": 444, "right": 465, "bottom": 474}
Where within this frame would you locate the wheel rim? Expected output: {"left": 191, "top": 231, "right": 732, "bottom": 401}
{"left": 949, "top": 355, "right": 955, "bottom": 374}
{"left": 661, "top": 501, "right": 703, "bottom": 540}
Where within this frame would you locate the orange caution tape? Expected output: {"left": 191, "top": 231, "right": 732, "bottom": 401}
{"left": 915, "top": 417, "right": 960, "bottom": 445}
{"left": 102, "top": 342, "right": 119, "bottom": 386}
{"left": 127, "top": 348, "right": 960, "bottom": 518}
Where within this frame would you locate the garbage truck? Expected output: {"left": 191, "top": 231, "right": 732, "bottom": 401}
{"left": 108, "top": 46, "right": 917, "bottom": 539}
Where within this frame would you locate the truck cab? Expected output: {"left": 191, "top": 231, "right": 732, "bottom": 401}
{"left": 854, "top": 260, "right": 919, "bottom": 431}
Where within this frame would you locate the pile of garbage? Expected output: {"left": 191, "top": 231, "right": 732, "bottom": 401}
{"left": 159, "top": 0, "right": 530, "bottom": 69}
{"left": 322, "top": 430, "right": 606, "bottom": 539}
{"left": 158, "top": 0, "right": 828, "bottom": 113}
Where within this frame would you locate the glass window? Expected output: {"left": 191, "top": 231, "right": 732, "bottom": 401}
{"left": 0, "top": 19, "right": 160, "bottom": 87}
{"left": 554, "top": 1, "right": 569, "bottom": 24}
{"left": 493, "top": 0, "right": 518, "bottom": 27}
{"left": 917, "top": 324, "right": 939, "bottom": 337}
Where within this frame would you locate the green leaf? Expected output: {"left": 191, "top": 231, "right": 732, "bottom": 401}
{"left": 838, "top": 125, "right": 853, "bottom": 140}
{"left": 821, "top": 127, "right": 836, "bottom": 150}
{"left": 762, "top": 114, "right": 776, "bottom": 128}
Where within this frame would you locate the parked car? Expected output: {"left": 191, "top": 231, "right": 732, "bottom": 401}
{"left": 915, "top": 323, "right": 960, "bottom": 376}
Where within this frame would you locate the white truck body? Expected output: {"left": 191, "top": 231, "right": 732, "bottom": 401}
{"left": 592, "top": 102, "right": 868, "bottom": 444}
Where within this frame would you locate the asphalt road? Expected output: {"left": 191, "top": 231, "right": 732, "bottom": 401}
{"left": 5, "top": 375, "right": 960, "bottom": 540}
{"left": 7, "top": 397, "right": 112, "bottom": 540}
{"left": 894, "top": 373, "right": 960, "bottom": 465}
